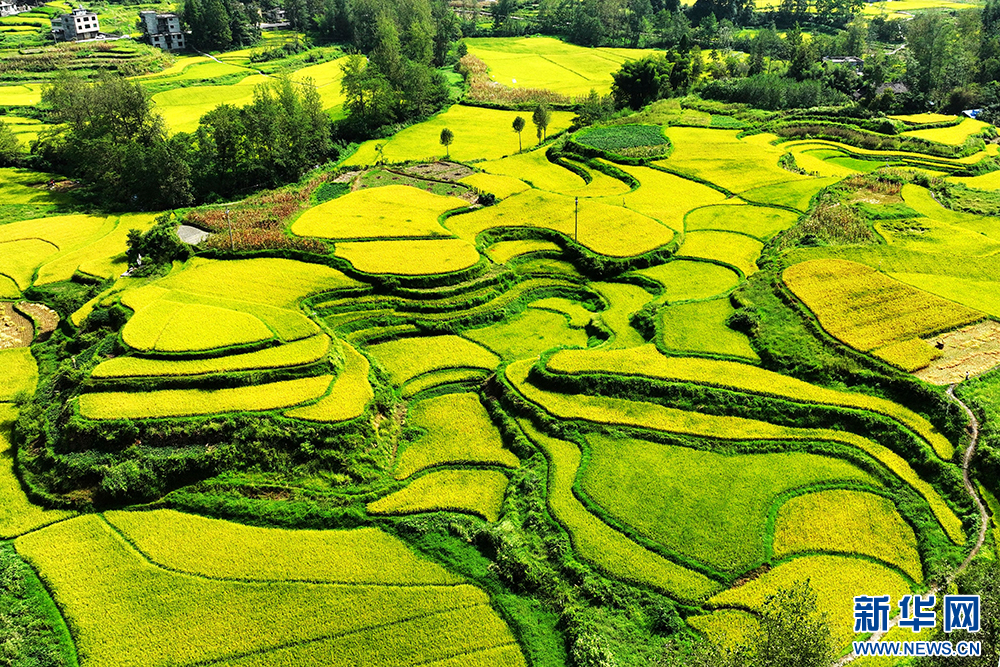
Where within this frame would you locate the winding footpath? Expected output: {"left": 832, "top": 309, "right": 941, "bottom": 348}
{"left": 838, "top": 384, "right": 989, "bottom": 665}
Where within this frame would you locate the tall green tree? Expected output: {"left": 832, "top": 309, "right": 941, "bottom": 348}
{"left": 439, "top": 127, "right": 453, "bottom": 157}
{"left": 512, "top": 115, "right": 525, "bottom": 151}
{"left": 201, "top": 0, "right": 233, "bottom": 49}
{"left": 0, "top": 120, "right": 21, "bottom": 166}
{"left": 532, "top": 103, "right": 552, "bottom": 143}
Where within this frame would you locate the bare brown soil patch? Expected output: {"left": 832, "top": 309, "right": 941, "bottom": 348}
{"left": 15, "top": 302, "right": 59, "bottom": 341}
{"left": 915, "top": 320, "right": 1000, "bottom": 384}
{"left": 397, "top": 162, "right": 474, "bottom": 182}
{"left": 0, "top": 303, "right": 32, "bottom": 350}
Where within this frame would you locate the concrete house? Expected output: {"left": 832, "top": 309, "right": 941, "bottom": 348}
{"left": 139, "top": 10, "right": 186, "bottom": 51}
{"left": 52, "top": 7, "right": 100, "bottom": 41}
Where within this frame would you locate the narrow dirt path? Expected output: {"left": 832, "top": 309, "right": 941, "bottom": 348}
{"left": 837, "top": 384, "right": 989, "bottom": 665}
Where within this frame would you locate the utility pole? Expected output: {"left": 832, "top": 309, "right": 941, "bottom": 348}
{"left": 574, "top": 197, "right": 578, "bottom": 242}
{"left": 226, "top": 208, "right": 234, "bottom": 251}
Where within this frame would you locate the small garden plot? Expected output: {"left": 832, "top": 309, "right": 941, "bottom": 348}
{"left": 597, "top": 163, "right": 726, "bottom": 233}
{"left": 369, "top": 469, "right": 510, "bottom": 522}
{"left": 677, "top": 231, "right": 763, "bottom": 278}
{"left": 395, "top": 393, "right": 518, "bottom": 479}
{"left": 16, "top": 515, "right": 524, "bottom": 667}
{"left": 518, "top": 420, "right": 723, "bottom": 601}
{"left": 901, "top": 117, "right": 990, "bottom": 146}
{"left": 366, "top": 335, "right": 500, "bottom": 385}
{"left": 105, "top": 510, "right": 454, "bottom": 584}
{"left": 773, "top": 489, "right": 922, "bottom": 581}
{"left": 547, "top": 345, "right": 955, "bottom": 460}
{"left": 290, "top": 185, "right": 465, "bottom": 239}
{"left": 529, "top": 296, "right": 595, "bottom": 328}
{"left": 708, "top": 555, "right": 913, "bottom": 650}
{"left": 79, "top": 374, "right": 332, "bottom": 420}
{"left": 0, "top": 348, "right": 37, "bottom": 400}
{"left": 464, "top": 308, "right": 589, "bottom": 360}
{"left": 481, "top": 149, "right": 584, "bottom": 192}
{"left": 582, "top": 432, "right": 879, "bottom": 574}
{"left": 685, "top": 204, "right": 799, "bottom": 240}
{"left": 285, "top": 344, "right": 373, "bottom": 423}
{"left": 464, "top": 36, "right": 656, "bottom": 96}
{"left": 0, "top": 405, "right": 74, "bottom": 539}
{"left": 342, "top": 105, "right": 575, "bottom": 166}
{"left": 335, "top": 238, "right": 481, "bottom": 275}
{"left": 658, "top": 128, "right": 806, "bottom": 193}
{"left": 121, "top": 300, "right": 275, "bottom": 353}
{"left": 659, "top": 298, "right": 759, "bottom": 360}
{"left": 459, "top": 173, "right": 530, "bottom": 200}
{"left": 486, "top": 239, "right": 561, "bottom": 263}
{"left": 633, "top": 260, "right": 740, "bottom": 303}
{"left": 576, "top": 124, "right": 669, "bottom": 158}
{"left": 783, "top": 259, "right": 982, "bottom": 369}
{"left": 93, "top": 335, "right": 331, "bottom": 378}
{"left": 448, "top": 189, "right": 673, "bottom": 257}
{"left": 890, "top": 113, "right": 959, "bottom": 125}
{"left": 739, "top": 176, "right": 840, "bottom": 212}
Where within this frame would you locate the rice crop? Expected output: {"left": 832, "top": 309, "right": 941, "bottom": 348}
{"left": 0, "top": 213, "right": 108, "bottom": 251}
{"left": 368, "top": 469, "right": 511, "bottom": 522}
{"left": 459, "top": 173, "right": 530, "bottom": 200}
{"left": 402, "top": 368, "right": 490, "bottom": 398}
{"left": 105, "top": 509, "right": 457, "bottom": 583}
{"left": 633, "top": 259, "right": 741, "bottom": 303}
{"left": 658, "top": 128, "right": 805, "bottom": 192}
{"left": 79, "top": 375, "right": 332, "bottom": 420}
{"left": 685, "top": 204, "right": 800, "bottom": 240}
{"left": 659, "top": 298, "right": 760, "bottom": 360}
{"left": 0, "top": 347, "right": 37, "bottom": 401}
{"left": 0, "top": 404, "right": 74, "bottom": 539}
{"left": 677, "top": 231, "right": 763, "bottom": 278}
{"left": 739, "top": 176, "right": 841, "bottom": 212}
{"left": 588, "top": 281, "right": 653, "bottom": 350}
{"left": 448, "top": 189, "right": 674, "bottom": 257}
{"left": 507, "top": 360, "right": 965, "bottom": 543}
{"left": 583, "top": 432, "right": 878, "bottom": 574}
{"left": 464, "top": 36, "right": 657, "bottom": 96}
{"left": 481, "top": 149, "right": 585, "bottom": 193}
{"left": 529, "top": 297, "right": 595, "bottom": 327}
{"left": 486, "top": 239, "right": 561, "bottom": 263}
{"left": 335, "top": 238, "right": 481, "bottom": 275}
{"left": 464, "top": 308, "right": 589, "bottom": 360}
{"left": 75, "top": 213, "right": 159, "bottom": 280}
{"left": 16, "top": 515, "right": 523, "bottom": 667}
{"left": 395, "top": 393, "right": 518, "bottom": 479}
{"left": 783, "top": 259, "right": 982, "bottom": 359}
{"left": 122, "top": 300, "right": 275, "bottom": 353}
{"left": 93, "top": 335, "right": 331, "bottom": 378}
{"left": 901, "top": 117, "right": 990, "bottom": 146}
{"left": 773, "top": 489, "right": 922, "bottom": 581}
{"left": 151, "top": 75, "right": 268, "bottom": 134}
{"left": 890, "top": 113, "right": 959, "bottom": 124}
{"left": 285, "top": 344, "right": 373, "bottom": 423}
{"left": 366, "top": 335, "right": 500, "bottom": 385}
{"left": 687, "top": 610, "right": 759, "bottom": 651}
{"left": 0, "top": 84, "right": 42, "bottom": 106}
{"left": 518, "top": 420, "right": 722, "bottom": 601}
{"left": 545, "top": 345, "right": 956, "bottom": 460}
{"left": 0, "top": 238, "right": 58, "bottom": 290}
{"left": 289, "top": 57, "right": 348, "bottom": 109}
{"left": 597, "top": 163, "right": 727, "bottom": 233}
{"left": 291, "top": 185, "right": 466, "bottom": 240}
{"left": 708, "top": 555, "right": 913, "bottom": 649}
{"left": 342, "top": 105, "right": 574, "bottom": 166}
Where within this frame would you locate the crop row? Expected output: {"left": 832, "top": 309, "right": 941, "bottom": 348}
{"left": 368, "top": 469, "right": 510, "bottom": 523}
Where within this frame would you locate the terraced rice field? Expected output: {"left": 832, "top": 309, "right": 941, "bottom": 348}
{"left": 368, "top": 469, "right": 511, "bottom": 522}
{"left": 658, "top": 298, "right": 759, "bottom": 360}
{"left": 335, "top": 238, "right": 481, "bottom": 275}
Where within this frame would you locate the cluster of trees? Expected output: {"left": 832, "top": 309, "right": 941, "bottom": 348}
{"left": 35, "top": 74, "right": 331, "bottom": 209}
{"left": 182, "top": 0, "right": 261, "bottom": 50}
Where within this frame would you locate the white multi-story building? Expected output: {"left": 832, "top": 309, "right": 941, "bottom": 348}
{"left": 52, "top": 7, "right": 100, "bottom": 41}
{"left": 139, "top": 11, "right": 186, "bottom": 51}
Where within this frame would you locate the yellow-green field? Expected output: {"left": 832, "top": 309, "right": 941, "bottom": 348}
{"left": 368, "top": 469, "right": 511, "bottom": 522}
{"left": 334, "top": 238, "right": 481, "bottom": 275}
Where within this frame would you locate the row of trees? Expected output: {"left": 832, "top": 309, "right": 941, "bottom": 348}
{"left": 182, "top": 0, "right": 261, "bottom": 50}
{"left": 35, "top": 74, "right": 332, "bottom": 209}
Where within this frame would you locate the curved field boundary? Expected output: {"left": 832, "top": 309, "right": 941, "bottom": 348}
{"left": 543, "top": 345, "right": 956, "bottom": 461}
{"left": 402, "top": 367, "right": 491, "bottom": 399}
{"left": 504, "top": 360, "right": 966, "bottom": 545}
{"left": 516, "top": 419, "right": 722, "bottom": 601}
{"left": 285, "top": 344, "right": 373, "bottom": 423}
{"left": 367, "top": 469, "right": 510, "bottom": 522}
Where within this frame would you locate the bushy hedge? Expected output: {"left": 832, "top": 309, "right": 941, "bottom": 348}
{"left": 702, "top": 74, "right": 849, "bottom": 111}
